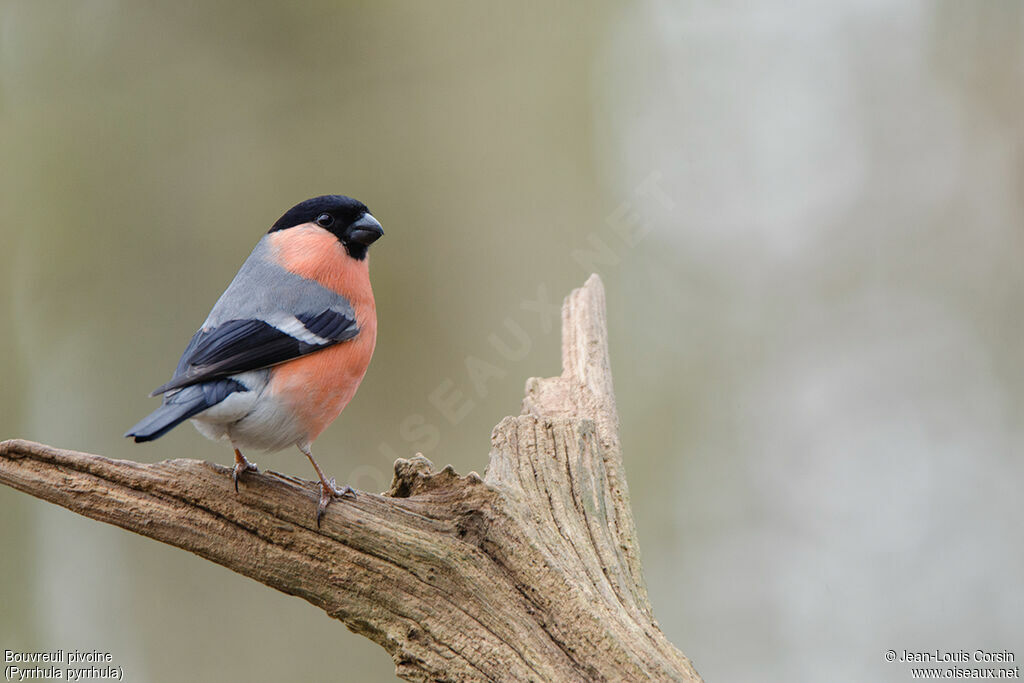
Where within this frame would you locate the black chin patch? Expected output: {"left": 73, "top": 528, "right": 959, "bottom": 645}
{"left": 268, "top": 195, "right": 373, "bottom": 260}
{"left": 344, "top": 242, "right": 369, "bottom": 261}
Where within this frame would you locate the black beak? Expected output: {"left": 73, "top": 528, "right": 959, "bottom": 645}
{"left": 347, "top": 213, "right": 384, "bottom": 246}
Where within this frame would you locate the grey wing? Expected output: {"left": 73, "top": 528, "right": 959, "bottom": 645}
{"left": 151, "top": 236, "right": 359, "bottom": 395}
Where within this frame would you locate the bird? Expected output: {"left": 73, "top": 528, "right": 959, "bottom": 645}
{"left": 125, "top": 194, "right": 383, "bottom": 525}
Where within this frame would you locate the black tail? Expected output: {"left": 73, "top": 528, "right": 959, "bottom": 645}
{"left": 125, "top": 379, "right": 244, "bottom": 442}
{"left": 125, "top": 391, "right": 211, "bottom": 442}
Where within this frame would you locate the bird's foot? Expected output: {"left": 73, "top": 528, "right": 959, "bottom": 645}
{"left": 232, "top": 451, "right": 259, "bottom": 492}
{"left": 316, "top": 478, "right": 357, "bottom": 527}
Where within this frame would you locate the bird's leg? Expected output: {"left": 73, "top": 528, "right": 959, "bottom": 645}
{"left": 298, "top": 444, "right": 356, "bottom": 526}
{"left": 231, "top": 447, "right": 259, "bottom": 492}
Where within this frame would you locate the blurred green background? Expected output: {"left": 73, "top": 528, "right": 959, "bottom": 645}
{"left": 2, "top": 2, "right": 1022, "bottom": 681}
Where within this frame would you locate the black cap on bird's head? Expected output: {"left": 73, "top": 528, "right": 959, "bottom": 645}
{"left": 269, "top": 195, "right": 383, "bottom": 260}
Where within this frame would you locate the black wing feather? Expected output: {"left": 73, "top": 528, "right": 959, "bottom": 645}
{"left": 297, "top": 310, "right": 357, "bottom": 339}
{"left": 152, "top": 310, "right": 358, "bottom": 396}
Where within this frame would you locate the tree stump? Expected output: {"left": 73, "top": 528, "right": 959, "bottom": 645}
{"left": 0, "top": 274, "right": 702, "bottom": 682}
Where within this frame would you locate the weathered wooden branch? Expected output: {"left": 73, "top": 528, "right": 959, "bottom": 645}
{"left": 0, "top": 275, "right": 701, "bottom": 682}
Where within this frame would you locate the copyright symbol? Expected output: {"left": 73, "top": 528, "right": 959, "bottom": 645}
{"left": 886, "top": 650, "right": 897, "bottom": 662}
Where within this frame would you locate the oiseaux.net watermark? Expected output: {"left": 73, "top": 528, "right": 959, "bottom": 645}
{"left": 885, "top": 649, "right": 1018, "bottom": 680}
{"left": 349, "top": 172, "right": 674, "bottom": 491}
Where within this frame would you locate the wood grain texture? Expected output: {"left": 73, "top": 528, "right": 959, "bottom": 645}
{"left": 0, "top": 275, "right": 701, "bottom": 682}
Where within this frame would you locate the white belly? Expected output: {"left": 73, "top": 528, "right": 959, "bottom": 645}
{"left": 188, "top": 371, "right": 308, "bottom": 452}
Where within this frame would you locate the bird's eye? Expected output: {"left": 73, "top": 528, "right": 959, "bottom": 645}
{"left": 316, "top": 213, "right": 334, "bottom": 227}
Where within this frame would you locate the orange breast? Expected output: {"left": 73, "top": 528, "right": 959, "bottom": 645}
{"left": 266, "top": 224, "right": 377, "bottom": 442}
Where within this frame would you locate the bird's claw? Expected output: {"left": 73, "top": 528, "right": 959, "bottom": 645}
{"left": 316, "top": 478, "right": 357, "bottom": 527}
{"left": 232, "top": 459, "right": 259, "bottom": 492}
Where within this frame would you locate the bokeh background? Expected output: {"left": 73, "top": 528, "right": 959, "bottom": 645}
{"left": 2, "top": 2, "right": 1022, "bottom": 681}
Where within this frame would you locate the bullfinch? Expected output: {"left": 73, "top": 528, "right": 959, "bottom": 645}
{"left": 126, "top": 195, "right": 383, "bottom": 525}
